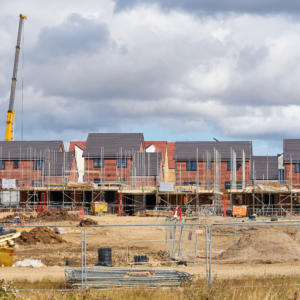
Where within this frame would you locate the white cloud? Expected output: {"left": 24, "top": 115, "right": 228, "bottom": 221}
{"left": 1, "top": 1, "right": 300, "bottom": 154}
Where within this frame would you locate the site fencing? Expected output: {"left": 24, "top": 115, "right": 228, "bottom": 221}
{"left": 4, "top": 218, "right": 300, "bottom": 291}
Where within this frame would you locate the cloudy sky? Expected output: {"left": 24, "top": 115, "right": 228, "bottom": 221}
{"left": 1, "top": 1, "right": 300, "bottom": 154}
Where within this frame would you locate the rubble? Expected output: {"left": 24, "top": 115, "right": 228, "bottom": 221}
{"left": 17, "top": 228, "right": 66, "bottom": 245}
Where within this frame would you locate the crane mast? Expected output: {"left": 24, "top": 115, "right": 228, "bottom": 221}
{"left": 5, "top": 14, "right": 27, "bottom": 141}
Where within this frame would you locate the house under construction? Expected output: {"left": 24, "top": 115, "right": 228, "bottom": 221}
{"left": 0, "top": 134, "right": 299, "bottom": 216}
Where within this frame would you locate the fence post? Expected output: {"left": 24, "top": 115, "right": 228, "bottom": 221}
{"left": 84, "top": 227, "right": 87, "bottom": 287}
{"left": 208, "top": 224, "right": 213, "bottom": 285}
{"left": 118, "top": 193, "right": 122, "bottom": 216}
{"left": 80, "top": 227, "right": 83, "bottom": 289}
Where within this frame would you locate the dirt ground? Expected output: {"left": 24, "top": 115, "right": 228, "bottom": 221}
{"left": 1, "top": 213, "right": 300, "bottom": 282}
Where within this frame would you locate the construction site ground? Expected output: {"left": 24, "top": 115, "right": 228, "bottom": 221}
{"left": 1, "top": 213, "right": 300, "bottom": 283}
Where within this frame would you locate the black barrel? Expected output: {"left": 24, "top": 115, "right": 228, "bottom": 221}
{"left": 96, "top": 248, "right": 112, "bottom": 267}
{"left": 134, "top": 255, "right": 149, "bottom": 264}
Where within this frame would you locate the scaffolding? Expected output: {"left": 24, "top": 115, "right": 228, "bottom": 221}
{"left": 0, "top": 145, "right": 299, "bottom": 217}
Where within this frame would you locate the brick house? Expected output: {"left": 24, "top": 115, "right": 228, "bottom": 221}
{"left": 83, "top": 133, "right": 145, "bottom": 184}
{"left": 174, "top": 141, "right": 252, "bottom": 189}
{"left": 0, "top": 141, "right": 64, "bottom": 188}
{"left": 283, "top": 139, "right": 300, "bottom": 187}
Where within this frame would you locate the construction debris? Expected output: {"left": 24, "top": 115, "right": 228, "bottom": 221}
{"left": 17, "top": 228, "right": 66, "bottom": 245}
{"left": 15, "top": 259, "right": 45, "bottom": 268}
{"left": 79, "top": 218, "right": 98, "bottom": 227}
{"left": 36, "top": 209, "right": 78, "bottom": 222}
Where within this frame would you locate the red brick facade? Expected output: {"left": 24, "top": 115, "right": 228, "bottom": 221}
{"left": 84, "top": 158, "right": 133, "bottom": 183}
{"left": 285, "top": 163, "right": 300, "bottom": 187}
{"left": 175, "top": 161, "right": 251, "bottom": 189}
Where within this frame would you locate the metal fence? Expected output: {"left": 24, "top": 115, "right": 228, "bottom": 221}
{"left": 4, "top": 218, "right": 300, "bottom": 290}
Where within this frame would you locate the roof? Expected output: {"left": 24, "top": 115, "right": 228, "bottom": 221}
{"left": 83, "top": 133, "right": 144, "bottom": 158}
{"left": 283, "top": 139, "right": 300, "bottom": 162}
{"left": 131, "top": 152, "right": 162, "bottom": 176}
{"left": 43, "top": 152, "right": 75, "bottom": 176}
{"left": 174, "top": 141, "right": 252, "bottom": 161}
{"left": 145, "top": 141, "right": 167, "bottom": 163}
{"left": 0, "top": 141, "right": 64, "bottom": 160}
{"left": 167, "top": 142, "right": 176, "bottom": 169}
{"left": 252, "top": 156, "right": 278, "bottom": 180}
{"left": 69, "top": 141, "right": 86, "bottom": 152}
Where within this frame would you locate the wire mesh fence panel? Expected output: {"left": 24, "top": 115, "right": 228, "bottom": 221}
{"left": 1, "top": 223, "right": 84, "bottom": 289}
{"left": 208, "top": 221, "right": 300, "bottom": 285}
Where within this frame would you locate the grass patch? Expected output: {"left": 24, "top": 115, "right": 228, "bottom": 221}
{"left": 3, "top": 276, "right": 300, "bottom": 300}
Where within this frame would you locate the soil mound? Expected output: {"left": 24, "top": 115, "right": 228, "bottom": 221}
{"left": 79, "top": 218, "right": 98, "bottom": 227}
{"left": 17, "top": 228, "right": 66, "bottom": 245}
{"left": 218, "top": 230, "right": 300, "bottom": 264}
{"left": 0, "top": 214, "right": 30, "bottom": 222}
{"left": 36, "top": 209, "right": 78, "bottom": 222}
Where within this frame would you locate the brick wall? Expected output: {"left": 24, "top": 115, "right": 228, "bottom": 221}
{"left": 285, "top": 163, "right": 300, "bottom": 187}
{"left": 175, "top": 161, "right": 251, "bottom": 188}
{"left": 84, "top": 158, "right": 133, "bottom": 183}
{"left": 0, "top": 160, "right": 43, "bottom": 188}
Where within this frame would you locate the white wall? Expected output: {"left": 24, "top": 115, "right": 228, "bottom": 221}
{"left": 75, "top": 145, "right": 85, "bottom": 183}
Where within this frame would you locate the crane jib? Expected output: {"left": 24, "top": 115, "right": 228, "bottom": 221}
{"left": 5, "top": 14, "right": 27, "bottom": 142}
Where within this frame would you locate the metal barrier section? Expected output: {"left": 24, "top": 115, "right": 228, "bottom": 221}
{"left": 207, "top": 220, "right": 300, "bottom": 285}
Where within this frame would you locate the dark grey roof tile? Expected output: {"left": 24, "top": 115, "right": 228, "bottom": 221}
{"left": 83, "top": 133, "right": 144, "bottom": 157}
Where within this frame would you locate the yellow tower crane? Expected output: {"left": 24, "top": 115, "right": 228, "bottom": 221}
{"left": 5, "top": 14, "right": 27, "bottom": 141}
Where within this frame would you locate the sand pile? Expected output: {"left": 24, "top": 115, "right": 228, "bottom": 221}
{"left": 17, "top": 228, "right": 66, "bottom": 245}
{"left": 79, "top": 218, "right": 98, "bottom": 227}
{"left": 218, "top": 230, "right": 300, "bottom": 264}
{"left": 36, "top": 209, "right": 78, "bottom": 222}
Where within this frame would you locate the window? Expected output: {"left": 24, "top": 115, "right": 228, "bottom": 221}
{"left": 237, "top": 181, "right": 243, "bottom": 189}
{"left": 279, "top": 169, "right": 285, "bottom": 184}
{"left": 93, "top": 158, "right": 104, "bottom": 168}
{"left": 184, "top": 181, "right": 197, "bottom": 186}
{"left": 15, "top": 180, "right": 18, "bottom": 187}
{"left": 227, "top": 161, "right": 231, "bottom": 171}
{"left": 34, "top": 160, "right": 43, "bottom": 170}
{"left": 0, "top": 161, "right": 5, "bottom": 170}
{"left": 117, "top": 158, "right": 127, "bottom": 168}
{"left": 224, "top": 181, "right": 231, "bottom": 189}
{"left": 186, "top": 161, "right": 197, "bottom": 171}
{"left": 295, "top": 163, "right": 300, "bottom": 173}
{"left": 13, "top": 160, "right": 18, "bottom": 169}
{"left": 227, "top": 161, "right": 241, "bottom": 171}
{"left": 94, "top": 178, "right": 101, "bottom": 184}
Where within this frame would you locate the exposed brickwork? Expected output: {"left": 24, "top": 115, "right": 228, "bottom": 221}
{"left": 285, "top": 163, "right": 300, "bottom": 187}
{"left": 84, "top": 158, "right": 133, "bottom": 183}
{"left": 175, "top": 161, "right": 251, "bottom": 188}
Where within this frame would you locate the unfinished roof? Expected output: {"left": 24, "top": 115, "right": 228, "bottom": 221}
{"left": 131, "top": 152, "right": 162, "bottom": 176}
{"left": 69, "top": 141, "right": 86, "bottom": 152}
{"left": 283, "top": 139, "right": 300, "bottom": 162}
{"left": 0, "top": 141, "right": 64, "bottom": 160}
{"left": 83, "top": 133, "right": 144, "bottom": 158}
{"left": 252, "top": 156, "right": 278, "bottom": 181}
{"left": 43, "top": 152, "right": 75, "bottom": 177}
{"left": 174, "top": 141, "right": 252, "bottom": 161}
{"left": 145, "top": 141, "right": 167, "bottom": 164}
